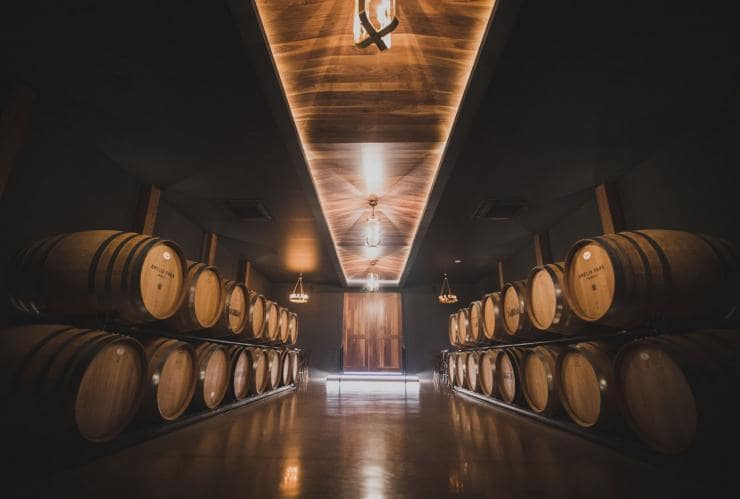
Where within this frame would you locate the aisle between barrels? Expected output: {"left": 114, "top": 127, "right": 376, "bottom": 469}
{"left": 7, "top": 382, "right": 717, "bottom": 499}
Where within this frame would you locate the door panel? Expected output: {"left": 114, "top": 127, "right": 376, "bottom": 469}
{"left": 343, "top": 293, "right": 402, "bottom": 372}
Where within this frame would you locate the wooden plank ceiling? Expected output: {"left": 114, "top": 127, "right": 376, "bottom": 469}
{"left": 253, "top": 0, "right": 496, "bottom": 285}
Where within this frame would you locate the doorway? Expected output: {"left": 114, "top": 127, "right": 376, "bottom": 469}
{"left": 342, "top": 292, "right": 403, "bottom": 372}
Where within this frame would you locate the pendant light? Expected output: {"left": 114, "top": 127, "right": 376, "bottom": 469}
{"left": 289, "top": 273, "right": 309, "bottom": 303}
{"left": 364, "top": 198, "right": 381, "bottom": 247}
{"left": 366, "top": 261, "right": 380, "bottom": 292}
{"left": 438, "top": 273, "right": 458, "bottom": 304}
{"left": 353, "top": 0, "right": 399, "bottom": 51}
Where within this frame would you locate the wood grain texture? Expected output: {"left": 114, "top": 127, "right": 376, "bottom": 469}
{"left": 342, "top": 292, "right": 402, "bottom": 371}
{"left": 254, "top": 0, "right": 496, "bottom": 283}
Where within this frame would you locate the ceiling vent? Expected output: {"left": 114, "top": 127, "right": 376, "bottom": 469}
{"left": 472, "top": 199, "right": 527, "bottom": 221}
{"left": 223, "top": 199, "right": 273, "bottom": 221}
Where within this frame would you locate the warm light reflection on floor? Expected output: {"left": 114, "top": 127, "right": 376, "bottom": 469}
{"left": 325, "top": 380, "right": 421, "bottom": 398}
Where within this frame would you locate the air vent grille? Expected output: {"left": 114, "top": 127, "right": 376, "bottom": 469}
{"left": 472, "top": 199, "right": 527, "bottom": 220}
{"left": 224, "top": 200, "right": 273, "bottom": 221}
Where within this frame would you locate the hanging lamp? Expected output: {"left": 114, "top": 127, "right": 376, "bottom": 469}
{"left": 364, "top": 198, "right": 382, "bottom": 248}
{"left": 438, "top": 273, "right": 458, "bottom": 304}
{"left": 289, "top": 273, "right": 309, "bottom": 303}
{"left": 353, "top": 0, "right": 399, "bottom": 51}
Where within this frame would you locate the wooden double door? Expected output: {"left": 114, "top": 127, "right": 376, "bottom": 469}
{"left": 342, "top": 293, "right": 403, "bottom": 372}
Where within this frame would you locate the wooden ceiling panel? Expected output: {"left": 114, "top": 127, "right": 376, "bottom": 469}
{"left": 254, "top": 0, "right": 496, "bottom": 284}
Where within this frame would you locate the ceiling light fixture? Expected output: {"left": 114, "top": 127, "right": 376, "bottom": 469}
{"left": 364, "top": 198, "right": 382, "bottom": 248}
{"left": 438, "top": 273, "right": 458, "bottom": 304}
{"left": 367, "top": 261, "right": 380, "bottom": 292}
{"left": 289, "top": 273, "right": 309, "bottom": 303}
{"left": 353, "top": 0, "right": 399, "bottom": 51}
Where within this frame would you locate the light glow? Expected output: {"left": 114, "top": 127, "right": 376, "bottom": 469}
{"left": 354, "top": 0, "right": 396, "bottom": 49}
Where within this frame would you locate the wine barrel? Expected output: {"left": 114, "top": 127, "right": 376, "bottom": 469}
{"left": 138, "top": 337, "right": 196, "bottom": 422}
{"left": 448, "top": 352, "right": 457, "bottom": 387}
{"left": 0, "top": 324, "right": 146, "bottom": 442}
{"left": 456, "top": 352, "right": 468, "bottom": 388}
{"left": 558, "top": 341, "right": 620, "bottom": 428}
{"left": 6, "top": 230, "right": 187, "bottom": 322}
{"left": 247, "top": 291, "right": 266, "bottom": 339}
{"left": 478, "top": 350, "right": 498, "bottom": 397}
{"left": 448, "top": 314, "right": 460, "bottom": 346}
{"left": 615, "top": 330, "right": 740, "bottom": 454}
{"left": 288, "top": 312, "right": 299, "bottom": 345}
{"left": 277, "top": 307, "right": 290, "bottom": 343}
{"left": 246, "top": 348, "right": 269, "bottom": 395}
{"left": 457, "top": 308, "right": 472, "bottom": 346}
{"left": 482, "top": 292, "right": 506, "bottom": 341}
{"left": 192, "top": 343, "right": 229, "bottom": 410}
{"left": 468, "top": 301, "right": 485, "bottom": 343}
{"left": 563, "top": 229, "right": 739, "bottom": 328}
{"left": 521, "top": 346, "right": 564, "bottom": 416}
{"left": 526, "top": 263, "right": 584, "bottom": 334}
{"left": 502, "top": 281, "right": 534, "bottom": 338}
{"left": 166, "top": 261, "right": 225, "bottom": 332}
{"left": 495, "top": 348, "right": 526, "bottom": 404}
{"left": 280, "top": 351, "right": 293, "bottom": 385}
{"left": 265, "top": 349, "right": 282, "bottom": 390}
{"left": 208, "top": 280, "right": 248, "bottom": 336}
{"left": 289, "top": 351, "right": 299, "bottom": 383}
{"left": 264, "top": 301, "right": 280, "bottom": 341}
{"left": 227, "top": 346, "right": 250, "bottom": 401}
{"left": 466, "top": 351, "right": 481, "bottom": 392}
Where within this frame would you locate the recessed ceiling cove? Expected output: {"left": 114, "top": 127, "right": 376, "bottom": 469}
{"left": 253, "top": 0, "right": 497, "bottom": 285}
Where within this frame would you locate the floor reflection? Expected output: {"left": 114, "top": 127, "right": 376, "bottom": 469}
{"left": 19, "top": 382, "right": 705, "bottom": 499}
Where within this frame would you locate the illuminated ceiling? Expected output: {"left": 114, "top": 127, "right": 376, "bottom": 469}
{"left": 253, "top": 0, "right": 497, "bottom": 285}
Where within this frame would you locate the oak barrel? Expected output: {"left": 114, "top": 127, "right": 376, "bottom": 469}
{"left": 478, "top": 350, "right": 498, "bottom": 397}
{"left": 265, "top": 349, "right": 282, "bottom": 390}
{"left": 288, "top": 312, "right": 299, "bottom": 345}
{"left": 502, "top": 281, "right": 534, "bottom": 337}
{"left": 264, "top": 301, "right": 280, "bottom": 341}
{"left": 521, "top": 346, "right": 564, "bottom": 416}
{"left": 138, "top": 337, "right": 196, "bottom": 422}
{"left": 526, "top": 263, "right": 584, "bottom": 334}
{"left": 289, "top": 350, "right": 299, "bottom": 383}
{"left": 482, "top": 292, "right": 506, "bottom": 341}
{"left": 280, "top": 351, "right": 293, "bottom": 385}
{"left": 465, "top": 351, "right": 481, "bottom": 392}
{"left": 558, "top": 341, "right": 620, "bottom": 428}
{"left": 563, "top": 229, "right": 739, "bottom": 327}
{"left": 0, "top": 324, "right": 146, "bottom": 442}
{"left": 208, "top": 280, "right": 248, "bottom": 336}
{"left": 246, "top": 348, "right": 269, "bottom": 394}
{"left": 6, "top": 230, "right": 187, "bottom": 322}
{"left": 495, "top": 348, "right": 526, "bottom": 404}
{"left": 192, "top": 343, "right": 229, "bottom": 410}
{"left": 166, "top": 261, "right": 225, "bottom": 332}
{"left": 468, "top": 301, "right": 485, "bottom": 343}
{"left": 247, "top": 291, "right": 266, "bottom": 339}
{"left": 448, "top": 314, "right": 460, "bottom": 346}
{"left": 227, "top": 346, "right": 250, "bottom": 401}
{"left": 457, "top": 308, "right": 472, "bottom": 346}
{"left": 277, "top": 307, "right": 290, "bottom": 343}
{"left": 615, "top": 330, "right": 740, "bottom": 454}
{"left": 456, "top": 352, "right": 468, "bottom": 388}
{"left": 448, "top": 352, "right": 457, "bottom": 387}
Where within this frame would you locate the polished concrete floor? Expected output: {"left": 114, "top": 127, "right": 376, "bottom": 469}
{"left": 9, "top": 380, "right": 725, "bottom": 498}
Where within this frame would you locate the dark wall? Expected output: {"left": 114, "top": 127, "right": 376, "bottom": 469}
{"left": 0, "top": 110, "right": 141, "bottom": 324}
{"left": 548, "top": 195, "right": 603, "bottom": 263}
{"left": 155, "top": 198, "right": 204, "bottom": 261}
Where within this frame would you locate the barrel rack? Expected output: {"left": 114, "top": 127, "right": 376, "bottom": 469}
{"left": 5, "top": 317, "right": 302, "bottom": 489}
{"left": 443, "top": 326, "right": 691, "bottom": 466}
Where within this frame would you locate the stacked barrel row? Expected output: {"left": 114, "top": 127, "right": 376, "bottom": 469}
{"left": 448, "top": 329, "right": 740, "bottom": 454}
{"left": 449, "top": 229, "right": 739, "bottom": 346}
{"left": 0, "top": 324, "right": 300, "bottom": 444}
{"left": 5, "top": 230, "right": 299, "bottom": 345}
